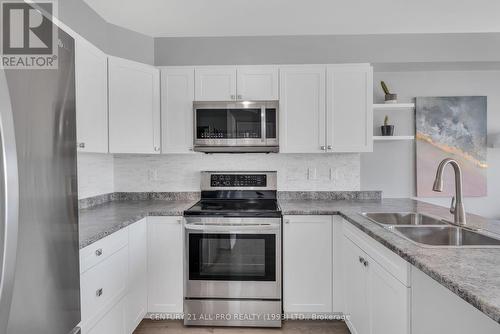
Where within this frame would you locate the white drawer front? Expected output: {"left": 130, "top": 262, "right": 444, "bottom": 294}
{"left": 81, "top": 244, "right": 129, "bottom": 328}
{"left": 85, "top": 297, "right": 127, "bottom": 334}
{"left": 80, "top": 228, "right": 128, "bottom": 274}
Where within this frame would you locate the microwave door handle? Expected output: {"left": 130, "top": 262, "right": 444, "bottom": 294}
{"left": 261, "top": 106, "right": 266, "bottom": 143}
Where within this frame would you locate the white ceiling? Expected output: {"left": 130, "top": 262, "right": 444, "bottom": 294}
{"left": 83, "top": 0, "right": 500, "bottom": 37}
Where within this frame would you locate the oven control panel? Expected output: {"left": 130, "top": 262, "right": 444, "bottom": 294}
{"left": 211, "top": 174, "right": 267, "bottom": 187}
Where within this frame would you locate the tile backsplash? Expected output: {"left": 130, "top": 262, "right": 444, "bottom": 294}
{"left": 77, "top": 153, "right": 114, "bottom": 199}
{"left": 113, "top": 153, "right": 361, "bottom": 192}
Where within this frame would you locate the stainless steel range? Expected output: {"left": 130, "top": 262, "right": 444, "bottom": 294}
{"left": 183, "top": 171, "right": 282, "bottom": 327}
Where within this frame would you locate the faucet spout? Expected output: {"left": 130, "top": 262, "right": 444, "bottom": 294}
{"left": 432, "top": 158, "right": 466, "bottom": 225}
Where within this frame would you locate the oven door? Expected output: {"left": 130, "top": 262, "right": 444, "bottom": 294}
{"left": 185, "top": 217, "right": 281, "bottom": 300}
{"left": 193, "top": 101, "right": 279, "bottom": 151}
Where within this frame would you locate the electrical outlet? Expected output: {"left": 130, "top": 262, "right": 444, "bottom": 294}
{"left": 148, "top": 169, "right": 159, "bottom": 182}
{"left": 329, "top": 168, "right": 338, "bottom": 182}
{"left": 307, "top": 168, "right": 317, "bottom": 180}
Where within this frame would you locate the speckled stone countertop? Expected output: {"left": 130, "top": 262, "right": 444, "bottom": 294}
{"left": 280, "top": 197, "right": 500, "bottom": 325}
{"left": 79, "top": 199, "right": 197, "bottom": 249}
{"left": 79, "top": 196, "right": 500, "bottom": 325}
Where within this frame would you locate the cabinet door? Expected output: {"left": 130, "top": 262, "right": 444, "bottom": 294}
{"left": 108, "top": 56, "right": 160, "bottom": 154}
{"left": 75, "top": 38, "right": 108, "bottom": 153}
{"left": 236, "top": 66, "right": 279, "bottom": 100}
{"left": 342, "top": 236, "right": 369, "bottom": 334}
{"left": 279, "top": 66, "right": 326, "bottom": 153}
{"left": 147, "top": 217, "right": 184, "bottom": 313}
{"left": 368, "top": 255, "right": 409, "bottom": 334}
{"left": 195, "top": 66, "right": 236, "bottom": 101}
{"left": 327, "top": 64, "right": 373, "bottom": 152}
{"left": 86, "top": 297, "right": 127, "bottom": 334}
{"left": 161, "top": 67, "right": 195, "bottom": 153}
{"left": 126, "top": 219, "right": 147, "bottom": 333}
{"left": 283, "top": 216, "right": 332, "bottom": 314}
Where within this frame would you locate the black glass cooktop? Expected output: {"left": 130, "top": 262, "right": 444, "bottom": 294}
{"left": 184, "top": 199, "right": 281, "bottom": 217}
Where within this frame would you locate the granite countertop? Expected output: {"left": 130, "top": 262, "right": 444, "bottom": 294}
{"left": 280, "top": 197, "right": 500, "bottom": 325}
{"left": 79, "top": 199, "right": 197, "bottom": 249}
{"left": 79, "top": 196, "right": 500, "bottom": 325}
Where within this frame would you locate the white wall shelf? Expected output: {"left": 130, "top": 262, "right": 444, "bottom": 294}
{"left": 373, "top": 103, "right": 415, "bottom": 111}
{"left": 374, "top": 136, "right": 415, "bottom": 141}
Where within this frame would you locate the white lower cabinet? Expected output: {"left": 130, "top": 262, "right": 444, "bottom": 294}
{"left": 80, "top": 244, "right": 129, "bottom": 332}
{"left": 283, "top": 215, "right": 333, "bottom": 314}
{"left": 80, "top": 218, "right": 148, "bottom": 334}
{"left": 147, "top": 217, "right": 184, "bottom": 314}
{"left": 342, "top": 220, "right": 410, "bottom": 334}
{"left": 87, "top": 297, "right": 127, "bottom": 334}
{"left": 342, "top": 235, "right": 369, "bottom": 334}
{"left": 126, "top": 219, "right": 148, "bottom": 332}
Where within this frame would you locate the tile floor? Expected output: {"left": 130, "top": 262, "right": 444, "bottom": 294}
{"left": 133, "top": 320, "right": 350, "bottom": 333}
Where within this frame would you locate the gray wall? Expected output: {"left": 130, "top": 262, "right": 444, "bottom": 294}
{"left": 155, "top": 33, "right": 500, "bottom": 66}
{"left": 362, "top": 70, "right": 500, "bottom": 219}
{"left": 58, "top": 0, "right": 154, "bottom": 64}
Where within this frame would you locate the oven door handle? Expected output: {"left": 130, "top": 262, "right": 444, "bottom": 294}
{"left": 184, "top": 223, "right": 279, "bottom": 233}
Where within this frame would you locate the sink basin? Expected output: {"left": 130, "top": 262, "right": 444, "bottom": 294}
{"left": 394, "top": 226, "right": 500, "bottom": 247}
{"left": 361, "top": 212, "right": 448, "bottom": 226}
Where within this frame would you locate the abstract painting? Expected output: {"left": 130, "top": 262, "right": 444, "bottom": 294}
{"left": 416, "top": 96, "right": 487, "bottom": 197}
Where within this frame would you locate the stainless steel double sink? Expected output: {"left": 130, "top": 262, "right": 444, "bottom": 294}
{"left": 360, "top": 212, "right": 500, "bottom": 247}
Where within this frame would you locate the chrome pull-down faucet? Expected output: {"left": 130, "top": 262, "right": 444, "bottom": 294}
{"left": 432, "top": 158, "right": 466, "bottom": 226}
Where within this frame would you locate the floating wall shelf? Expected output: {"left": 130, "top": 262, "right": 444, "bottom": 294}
{"left": 373, "top": 136, "right": 415, "bottom": 141}
{"left": 373, "top": 103, "right": 415, "bottom": 111}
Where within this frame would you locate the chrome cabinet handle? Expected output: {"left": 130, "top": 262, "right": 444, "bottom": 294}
{"left": 154, "top": 146, "right": 160, "bottom": 152}
{"left": 320, "top": 146, "right": 326, "bottom": 151}
{"left": 237, "top": 95, "right": 242, "bottom": 100}
{"left": 95, "top": 248, "right": 103, "bottom": 256}
{"left": 78, "top": 142, "right": 85, "bottom": 149}
{"left": 285, "top": 220, "right": 290, "bottom": 224}
{"left": 363, "top": 260, "right": 369, "bottom": 267}
{"left": 327, "top": 145, "right": 332, "bottom": 150}
{"left": 230, "top": 95, "right": 236, "bottom": 100}
{"left": 359, "top": 256, "right": 364, "bottom": 263}
{"left": 96, "top": 288, "right": 103, "bottom": 297}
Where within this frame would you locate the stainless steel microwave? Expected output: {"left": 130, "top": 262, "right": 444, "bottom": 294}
{"left": 193, "top": 101, "right": 279, "bottom": 153}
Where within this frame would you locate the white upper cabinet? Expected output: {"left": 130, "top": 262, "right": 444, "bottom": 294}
{"left": 279, "top": 66, "right": 326, "bottom": 153}
{"left": 195, "top": 66, "right": 237, "bottom": 101}
{"left": 194, "top": 66, "right": 279, "bottom": 101}
{"left": 236, "top": 66, "right": 279, "bottom": 100}
{"left": 108, "top": 56, "right": 160, "bottom": 154}
{"left": 161, "top": 67, "right": 195, "bottom": 153}
{"left": 327, "top": 64, "right": 373, "bottom": 152}
{"left": 75, "top": 38, "right": 108, "bottom": 153}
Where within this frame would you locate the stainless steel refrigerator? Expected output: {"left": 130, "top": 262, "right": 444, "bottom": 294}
{"left": 0, "top": 26, "right": 81, "bottom": 334}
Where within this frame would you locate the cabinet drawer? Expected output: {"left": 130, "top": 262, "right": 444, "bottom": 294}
{"left": 343, "top": 219, "right": 410, "bottom": 286}
{"left": 85, "top": 297, "right": 127, "bottom": 334}
{"left": 80, "top": 228, "right": 128, "bottom": 274}
{"left": 81, "top": 245, "right": 129, "bottom": 328}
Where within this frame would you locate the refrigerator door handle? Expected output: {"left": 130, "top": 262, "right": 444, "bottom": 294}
{"left": 0, "top": 69, "right": 20, "bottom": 333}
